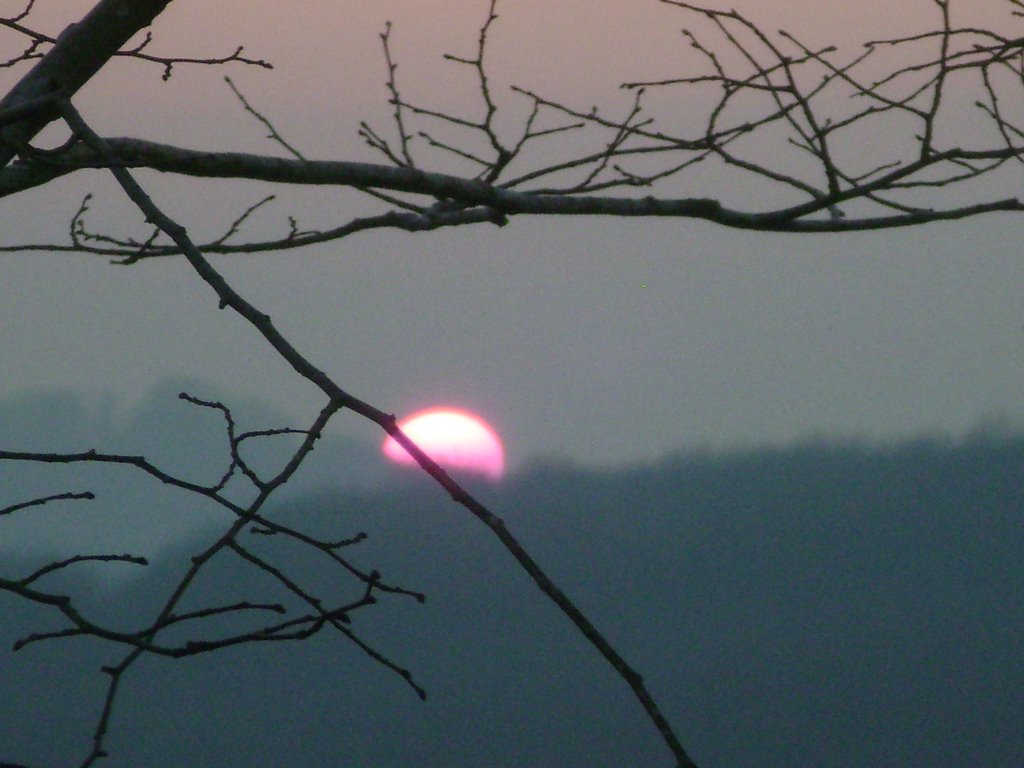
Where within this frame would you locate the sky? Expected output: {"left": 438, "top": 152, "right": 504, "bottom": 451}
{"left": 1, "top": 5, "right": 1023, "bottom": 766}
{"left": 2, "top": 0, "right": 1023, "bottom": 472}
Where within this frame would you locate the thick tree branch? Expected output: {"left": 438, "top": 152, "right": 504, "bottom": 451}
{"left": 6, "top": 137, "right": 1024, "bottom": 236}
{"left": 0, "top": 0, "right": 176, "bottom": 166}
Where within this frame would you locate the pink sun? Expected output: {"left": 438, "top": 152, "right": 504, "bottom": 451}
{"left": 382, "top": 407, "right": 506, "bottom": 480}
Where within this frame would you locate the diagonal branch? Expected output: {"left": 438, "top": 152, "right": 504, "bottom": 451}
{"left": 57, "top": 95, "right": 701, "bottom": 768}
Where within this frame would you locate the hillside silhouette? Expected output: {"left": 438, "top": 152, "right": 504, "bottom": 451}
{"left": 2, "top": 387, "right": 1021, "bottom": 767}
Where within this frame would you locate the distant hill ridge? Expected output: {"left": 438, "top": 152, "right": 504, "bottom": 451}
{"left": 2, "top": 388, "right": 1022, "bottom": 767}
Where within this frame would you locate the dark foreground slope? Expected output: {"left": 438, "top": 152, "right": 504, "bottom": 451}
{"left": 2, "top": 435, "right": 1022, "bottom": 767}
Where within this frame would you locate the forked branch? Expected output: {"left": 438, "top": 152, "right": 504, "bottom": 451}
{"left": 48, "top": 93, "right": 701, "bottom": 768}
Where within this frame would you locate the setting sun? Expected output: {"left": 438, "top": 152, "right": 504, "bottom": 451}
{"left": 382, "top": 407, "right": 505, "bottom": 480}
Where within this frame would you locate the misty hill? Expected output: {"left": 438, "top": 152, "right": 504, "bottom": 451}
{"left": 0, "top": 382, "right": 393, "bottom": 558}
{"left": 2, "top": 426, "right": 1022, "bottom": 767}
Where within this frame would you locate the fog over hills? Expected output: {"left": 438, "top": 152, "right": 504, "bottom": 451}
{"left": 1, "top": 385, "right": 1022, "bottom": 767}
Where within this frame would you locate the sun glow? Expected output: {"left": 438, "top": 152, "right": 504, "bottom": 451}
{"left": 382, "top": 407, "right": 505, "bottom": 480}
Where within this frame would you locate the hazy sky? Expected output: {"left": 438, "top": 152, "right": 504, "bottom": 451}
{"left": 2, "top": 8, "right": 1023, "bottom": 765}
{"left": 2, "top": 0, "right": 1023, "bottom": 471}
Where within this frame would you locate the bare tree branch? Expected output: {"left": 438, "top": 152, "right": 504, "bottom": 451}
{"left": 48, "top": 91, "right": 701, "bottom": 767}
